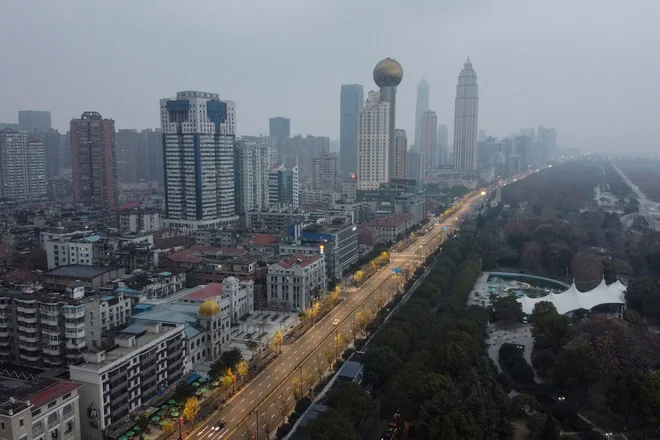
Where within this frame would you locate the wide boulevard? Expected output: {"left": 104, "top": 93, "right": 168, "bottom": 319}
{"left": 190, "top": 192, "right": 487, "bottom": 440}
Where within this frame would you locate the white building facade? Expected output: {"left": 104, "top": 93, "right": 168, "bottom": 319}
{"left": 234, "top": 139, "right": 270, "bottom": 214}
{"left": 357, "top": 91, "right": 391, "bottom": 190}
{"left": 421, "top": 110, "right": 438, "bottom": 171}
{"left": 267, "top": 254, "right": 325, "bottom": 312}
{"left": 268, "top": 164, "right": 299, "bottom": 210}
{"left": 0, "top": 129, "right": 47, "bottom": 201}
{"left": 160, "top": 91, "right": 238, "bottom": 230}
{"left": 452, "top": 58, "right": 479, "bottom": 171}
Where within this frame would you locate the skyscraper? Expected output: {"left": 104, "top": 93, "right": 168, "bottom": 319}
{"left": 537, "top": 126, "right": 557, "bottom": 156}
{"left": 269, "top": 164, "right": 299, "bottom": 210}
{"left": 339, "top": 84, "right": 364, "bottom": 174}
{"left": 18, "top": 110, "right": 51, "bottom": 133}
{"left": 406, "top": 149, "right": 424, "bottom": 183}
{"left": 394, "top": 129, "right": 407, "bottom": 179}
{"left": 269, "top": 117, "right": 290, "bottom": 139}
{"left": 452, "top": 58, "right": 479, "bottom": 171}
{"left": 312, "top": 156, "right": 340, "bottom": 192}
{"left": 414, "top": 79, "right": 430, "bottom": 149}
{"left": 0, "top": 129, "right": 46, "bottom": 200}
{"left": 421, "top": 111, "right": 438, "bottom": 171}
{"left": 160, "top": 91, "right": 237, "bottom": 229}
{"left": 436, "top": 124, "right": 449, "bottom": 165}
{"left": 373, "top": 58, "right": 404, "bottom": 181}
{"left": 70, "top": 112, "right": 118, "bottom": 210}
{"left": 234, "top": 139, "right": 270, "bottom": 214}
{"left": 357, "top": 91, "right": 391, "bottom": 191}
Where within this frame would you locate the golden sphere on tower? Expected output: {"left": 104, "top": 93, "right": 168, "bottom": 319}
{"left": 199, "top": 299, "right": 220, "bottom": 316}
{"left": 373, "top": 57, "right": 403, "bottom": 87}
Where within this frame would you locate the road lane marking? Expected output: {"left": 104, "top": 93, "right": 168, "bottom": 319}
{"left": 259, "top": 391, "right": 263, "bottom": 396}
{"left": 250, "top": 399, "right": 254, "bottom": 404}
{"left": 249, "top": 390, "right": 254, "bottom": 395}
{"left": 266, "top": 375, "right": 270, "bottom": 380}
{"left": 241, "top": 408, "right": 245, "bottom": 413}
{"left": 270, "top": 402, "right": 274, "bottom": 407}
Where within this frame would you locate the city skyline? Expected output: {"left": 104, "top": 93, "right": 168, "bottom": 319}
{"left": 2, "top": 1, "right": 656, "bottom": 154}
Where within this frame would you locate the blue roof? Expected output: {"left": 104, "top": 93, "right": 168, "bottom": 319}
{"left": 185, "top": 325, "right": 201, "bottom": 339}
{"left": 134, "top": 304, "right": 152, "bottom": 311}
{"left": 159, "top": 272, "right": 172, "bottom": 277}
{"left": 83, "top": 235, "right": 102, "bottom": 242}
{"left": 115, "top": 287, "right": 138, "bottom": 294}
{"left": 122, "top": 324, "right": 146, "bottom": 334}
{"left": 100, "top": 295, "right": 115, "bottom": 301}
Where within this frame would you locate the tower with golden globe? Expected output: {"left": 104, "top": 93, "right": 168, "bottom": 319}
{"left": 373, "top": 58, "right": 404, "bottom": 180}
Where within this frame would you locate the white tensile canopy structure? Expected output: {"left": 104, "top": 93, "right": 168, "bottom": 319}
{"left": 517, "top": 277, "right": 626, "bottom": 315}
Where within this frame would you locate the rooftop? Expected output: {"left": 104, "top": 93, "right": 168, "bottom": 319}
{"left": 363, "top": 213, "right": 413, "bottom": 228}
{"left": 164, "top": 246, "right": 246, "bottom": 264}
{"left": 273, "top": 253, "right": 323, "bottom": 269}
{"left": 0, "top": 369, "right": 80, "bottom": 414}
{"left": 44, "top": 265, "right": 118, "bottom": 279}
{"left": 243, "top": 233, "right": 277, "bottom": 246}
{"left": 181, "top": 283, "right": 223, "bottom": 301}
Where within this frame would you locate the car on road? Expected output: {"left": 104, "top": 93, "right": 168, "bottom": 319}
{"left": 332, "top": 318, "right": 340, "bottom": 326}
{"left": 213, "top": 421, "right": 226, "bottom": 431}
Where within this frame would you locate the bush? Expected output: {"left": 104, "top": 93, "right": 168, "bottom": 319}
{"left": 276, "top": 423, "right": 291, "bottom": 439}
{"left": 499, "top": 343, "right": 535, "bottom": 384}
{"left": 496, "top": 372, "right": 515, "bottom": 393}
{"left": 580, "top": 430, "right": 608, "bottom": 440}
{"left": 295, "top": 396, "right": 312, "bottom": 413}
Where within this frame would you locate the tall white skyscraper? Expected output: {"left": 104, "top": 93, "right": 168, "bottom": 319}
{"left": 160, "top": 91, "right": 238, "bottom": 229}
{"left": 394, "top": 129, "right": 407, "bottom": 179}
{"left": 421, "top": 111, "right": 438, "bottom": 171}
{"left": 414, "top": 79, "right": 430, "bottom": 149}
{"left": 0, "top": 128, "right": 46, "bottom": 200}
{"left": 234, "top": 139, "right": 270, "bottom": 214}
{"left": 453, "top": 58, "right": 479, "bottom": 171}
{"left": 373, "top": 58, "right": 403, "bottom": 181}
{"left": 357, "top": 91, "right": 391, "bottom": 190}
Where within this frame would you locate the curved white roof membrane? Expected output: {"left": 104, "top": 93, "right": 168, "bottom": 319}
{"left": 516, "top": 277, "right": 626, "bottom": 315}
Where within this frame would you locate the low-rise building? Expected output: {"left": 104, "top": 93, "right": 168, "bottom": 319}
{"left": 109, "top": 271, "right": 186, "bottom": 300}
{"left": 267, "top": 254, "right": 325, "bottom": 312}
{"left": 0, "top": 366, "right": 81, "bottom": 440}
{"left": 245, "top": 209, "right": 307, "bottom": 233}
{"left": 70, "top": 323, "right": 186, "bottom": 440}
{"left": 360, "top": 214, "right": 414, "bottom": 246}
{"left": 42, "top": 266, "right": 126, "bottom": 292}
{"left": 118, "top": 209, "right": 161, "bottom": 233}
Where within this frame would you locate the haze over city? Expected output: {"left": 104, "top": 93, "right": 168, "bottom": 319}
{"left": 1, "top": 0, "right": 659, "bottom": 153}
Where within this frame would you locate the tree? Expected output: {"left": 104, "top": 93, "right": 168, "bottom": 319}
{"left": 640, "top": 371, "right": 660, "bottom": 427}
{"left": 521, "top": 241, "right": 542, "bottom": 268}
{"left": 324, "top": 347, "right": 335, "bottom": 366}
{"left": 531, "top": 301, "right": 557, "bottom": 321}
{"left": 303, "top": 368, "right": 315, "bottom": 397}
{"left": 221, "top": 368, "right": 234, "bottom": 389}
{"left": 236, "top": 360, "right": 249, "bottom": 383}
{"left": 538, "top": 415, "right": 561, "bottom": 440}
{"left": 532, "top": 313, "right": 569, "bottom": 354}
{"left": 220, "top": 348, "right": 243, "bottom": 371}
{"left": 292, "top": 377, "right": 303, "bottom": 400}
{"left": 162, "top": 421, "right": 175, "bottom": 434}
{"left": 606, "top": 369, "right": 647, "bottom": 426}
{"left": 354, "top": 270, "right": 364, "bottom": 286}
{"left": 531, "top": 349, "right": 555, "bottom": 376}
{"left": 571, "top": 251, "right": 604, "bottom": 291}
{"left": 173, "top": 383, "right": 196, "bottom": 404}
{"left": 311, "top": 301, "right": 320, "bottom": 324}
{"left": 327, "top": 382, "right": 371, "bottom": 426}
{"left": 278, "top": 393, "right": 289, "bottom": 423}
{"left": 329, "top": 286, "right": 340, "bottom": 306}
{"left": 183, "top": 397, "right": 200, "bottom": 422}
{"left": 274, "top": 330, "right": 283, "bottom": 354}
{"left": 246, "top": 339, "right": 259, "bottom": 358}
{"left": 553, "top": 339, "right": 600, "bottom": 397}
{"left": 509, "top": 393, "right": 538, "bottom": 418}
{"left": 135, "top": 414, "right": 150, "bottom": 433}
{"left": 492, "top": 295, "right": 523, "bottom": 322}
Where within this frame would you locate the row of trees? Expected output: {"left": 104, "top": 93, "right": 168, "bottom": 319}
{"left": 356, "top": 224, "right": 515, "bottom": 439}
{"left": 354, "top": 251, "right": 390, "bottom": 286}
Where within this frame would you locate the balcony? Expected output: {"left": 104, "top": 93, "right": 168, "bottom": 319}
{"left": 18, "top": 334, "right": 39, "bottom": 343}
{"left": 32, "top": 423, "right": 44, "bottom": 437}
{"left": 65, "top": 339, "right": 86, "bottom": 350}
{"left": 41, "top": 308, "right": 59, "bottom": 317}
{"left": 19, "top": 352, "right": 40, "bottom": 362}
{"left": 16, "top": 305, "right": 36, "bottom": 314}
{"left": 62, "top": 308, "right": 84, "bottom": 318}
{"left": 17, "top": 314, "right": 37, "bottom": 324}
{"left": 18, "top": 323, "right": 38, "bottom": 332}
{"left": 0, "top": 338, "right": 11, "bottom": 346}
{"left": 42, "top": 326, "right": 61, "bottom": 336}
{"left": 44, "top": 357, "right": 65, "bottom": 366}
{"left": 0, "top": 330, "right": 8, "bottom": 338}
{"left": 43, "top": 346, "right": 61, "bottom": 355}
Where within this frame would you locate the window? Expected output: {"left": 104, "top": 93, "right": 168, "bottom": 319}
{"left": 19, "top": 418, "right": 24, "bottom": 427}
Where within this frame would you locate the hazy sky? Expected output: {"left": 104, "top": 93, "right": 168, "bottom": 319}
{"left": 1, "top": 1, "right": 659, "bottom": 154}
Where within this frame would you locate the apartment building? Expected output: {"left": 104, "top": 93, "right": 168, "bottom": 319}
{"left": 70, "top": 323, "right": 185, "bottom": 440}
{"left": 267, "top": 254, "right": 325, "bottom": 312}
{"left": 0, "top": 367, "right": 81, "bottom": 440}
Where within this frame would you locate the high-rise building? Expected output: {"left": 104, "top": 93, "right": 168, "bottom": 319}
{"left": 394, "top": 129, "right": 407, "bottom": 179}
{"left": 339, "top": 84, "right": 364, "bottom": 174}
{"left": 452, "top": 58, "right": 479, "bottom": 171}
{"left": 243, "top": 135, "right": 277, "bottom": 167}
{"left": 414, "top": 78, "right": 430, "bottom": 149}
{"left": 269, "top": 164, "right": 299, "bottom": 210}
{"left": 312, "top": 155, "right": 340, "bottom": 192}
{"left": 537, "top": 126, "right": 557, "bottom": 156}
{"left": 269, "top": 117, "right": 290, "bottom": 139}
{"left": 70, "top": 112, "right": 118, "bottom": 210}
{"left": 30, "top": 128, "right": 63, "bottom": 179}
{"left": 520, "top": 128, "right": 536, "bottom": 143}
{"left": 234, "top": 139, "right": 270, "bottom": 214}
{"left": 436, "top": 124, "right": 449, "bottom": 165}
{"left": 373, "top": 58, "right": 404, "bottom": 180}
{"left": 144, "top": 128, "right": 164, "bottom": 183}
{"left": 406, "top": 149, "right": 424, "bottom": 182}
{"left": 280, "top": 135, "right": 330, "bottom": 182}
{"left": 0, "top": 129, "right": 47, "bottom": 200}
{"left": 478, "top": 130, "right": 488, "bottom": 142}
{"left": 116, "top": 129, "right": 141, "bottom": 183}
{"left": 357, "top": 91, "right": 391, "bottom": 191}
{"left": 161, "top": 91, "right": 237, "bottom": 229}
{"left": 421, "top": 111, "right": 438, "bottom": 171}
{"left": 18, "top": 110, "right": 51, "bottom": 133}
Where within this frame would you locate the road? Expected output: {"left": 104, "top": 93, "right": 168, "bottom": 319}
{"left": 613, "top": 164, "right": 660, "bottom": 231}
{"left": 191, "top": 192, "right": 487, "bottom": 440}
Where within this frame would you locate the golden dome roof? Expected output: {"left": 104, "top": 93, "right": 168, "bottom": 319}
{"left": 199, "top": 299, "right": 220, "bottom": 316}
